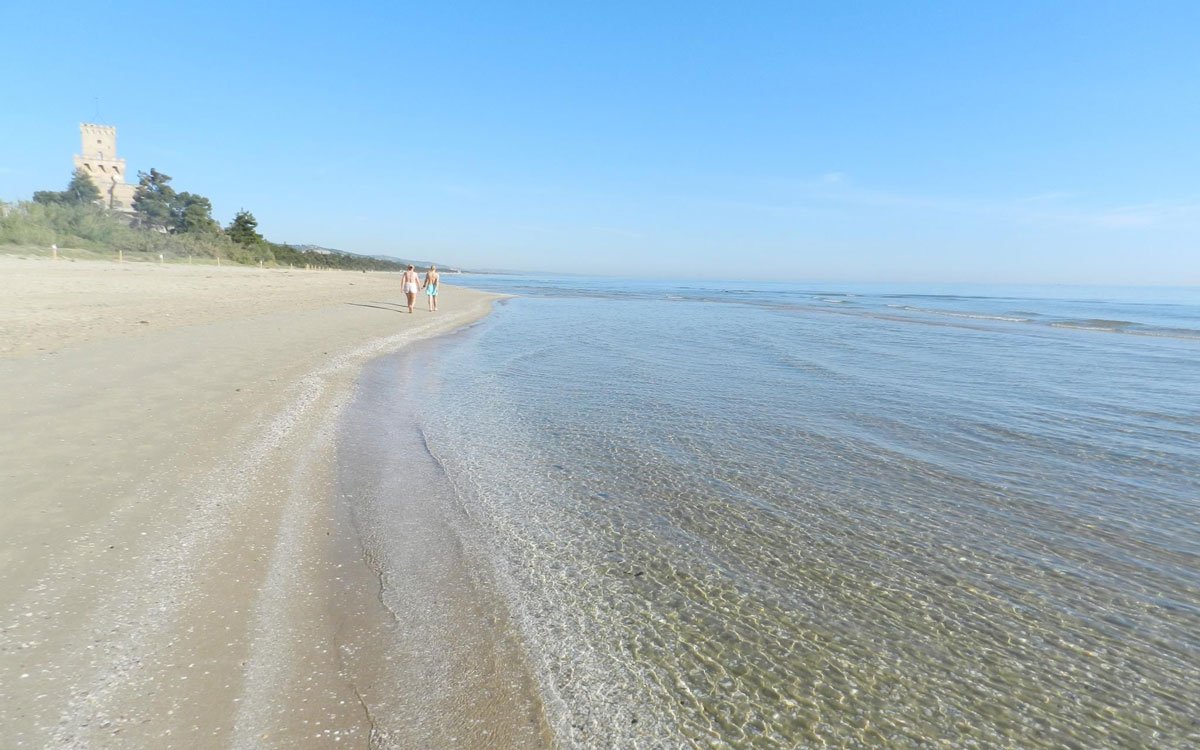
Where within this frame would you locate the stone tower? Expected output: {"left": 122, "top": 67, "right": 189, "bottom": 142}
{"left": 73, "top": 123, "right": 136, "bottom": 212}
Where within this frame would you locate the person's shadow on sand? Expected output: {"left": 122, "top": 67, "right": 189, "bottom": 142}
{"left": 347, "top": 301, "right": 412, "bottom": 313}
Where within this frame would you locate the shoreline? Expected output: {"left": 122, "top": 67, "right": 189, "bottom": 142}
{"left": 332, "top": 336, "right": 553, "bottom": 747}
{"left": 0, "top": 256, "right": 541, "bottom": 746}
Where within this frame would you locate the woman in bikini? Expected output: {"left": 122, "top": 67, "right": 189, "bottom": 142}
{"left": 401, "top": 265, "right": 420, "bottom": 313}
{"left": 423, "top": 265, "right": 440, "bottom": 312}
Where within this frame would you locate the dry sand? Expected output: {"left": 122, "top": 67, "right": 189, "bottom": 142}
{"left": 0, "top": 257, "right": 551, "bottom": 748}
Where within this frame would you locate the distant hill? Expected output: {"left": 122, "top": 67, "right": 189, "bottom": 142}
{"left": 288, "top": 244, "right": 464, "bottom": 272}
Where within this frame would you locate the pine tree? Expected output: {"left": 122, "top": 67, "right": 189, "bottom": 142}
{"left": 65, "top": 169, "right": 101, "bottom": 205}
{"left": 32, "top": 169, "right": 102, "bottom": 206}
{"left": 132, "top": 169, "right": 177, "bottom": 230}
{"left": 226, "top": 210, "right": 264, "bottom": 246}
{"left": 174, "top": 192, "right": 220, "bottom": 234}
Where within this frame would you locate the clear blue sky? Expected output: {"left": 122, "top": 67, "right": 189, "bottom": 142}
{"left": 3, "top": 1, "right": 1197, "bottom": 283}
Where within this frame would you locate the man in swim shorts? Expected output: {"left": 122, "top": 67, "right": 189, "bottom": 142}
{"left": 423, "top": 265, "right": 440, "bottom": 312}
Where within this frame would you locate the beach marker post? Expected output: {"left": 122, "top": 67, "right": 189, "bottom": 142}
{"left": 159, "top": 253, "right": 164, "bottom": 264}
{"left": 51, "top": 243, "right": 58, "bottom": 261}
{"left": 118, "top": 249, "right": 123, "bottom": 263}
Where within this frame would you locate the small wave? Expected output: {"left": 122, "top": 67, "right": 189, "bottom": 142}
{"left": 1050, "top": 318, "right": 1139, "bottom": 332}
{"left": 1049, "top": 319, "right": 1200, "bottom": 339}
{"left": 880, "top": 293, "right": 973, "bottom": 300}
{"left": 955, "top": 313, "right": 1032, "bottom": 323}
{"left": 853, "top": 305, "right": 1200, "bottom": 340}
{"left": 1075, "top": 318, "right": 1137, "bottom": 328}
{"left": 887, "top": 305, "right": 1031, "bottom": 323}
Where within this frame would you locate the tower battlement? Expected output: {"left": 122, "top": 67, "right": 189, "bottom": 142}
{"left": 79, "top": 123, "right": 119, "bottom": 162}
{"left": 73, "top": 122, "right": 135, "bottom": 212}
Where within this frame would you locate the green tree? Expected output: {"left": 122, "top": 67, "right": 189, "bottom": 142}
{"left": 32, "top": 169, "right": 102, "bottom": 206}
{"left": 65, "top": 169, "right": 102, "bottom": 205}
{"left": 174, "top": 192, "right": 220, "bottom": 234}
{"left": 132, "top": 168, "right": 177, "bottom": 230}
{"left": 32, "top": 190, "right": 65, "bottom": 205}
{"left": 226, "top": 209, "right": 263, "bottom": 246}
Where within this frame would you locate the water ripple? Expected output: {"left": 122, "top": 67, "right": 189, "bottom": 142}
{"left": 406, "top": 289, "right": 1199, "bottom": 748}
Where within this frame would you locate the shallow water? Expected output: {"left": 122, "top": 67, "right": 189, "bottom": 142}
{"left": 363, "top": 278, "right": 1200, "bottom": 748}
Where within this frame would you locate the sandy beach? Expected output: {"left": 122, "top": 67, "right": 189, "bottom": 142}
{"left": 0, "top": 257, "right": 549, "bottom": 748}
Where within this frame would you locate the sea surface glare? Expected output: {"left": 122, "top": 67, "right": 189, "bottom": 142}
{"left": 350, "top": 277, "right": 1199, "bottom": 749}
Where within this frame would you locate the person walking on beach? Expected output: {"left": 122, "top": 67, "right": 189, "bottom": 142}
{"left": 401, "top": 264, "right": 420, "bottom": 313}
{"left": 423, "top": 265, "right": 440, "bottom": 312}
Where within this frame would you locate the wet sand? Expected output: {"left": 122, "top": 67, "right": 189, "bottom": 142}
{"left": 0, "top": 257, "right": 549, "bottom": 748}
{"left": 333, "top": 341, "right": 552, "bottom": 748}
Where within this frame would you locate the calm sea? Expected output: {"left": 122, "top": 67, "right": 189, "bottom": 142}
{"left": 350, "top": 276, "right": 1199, "bottom": 749}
